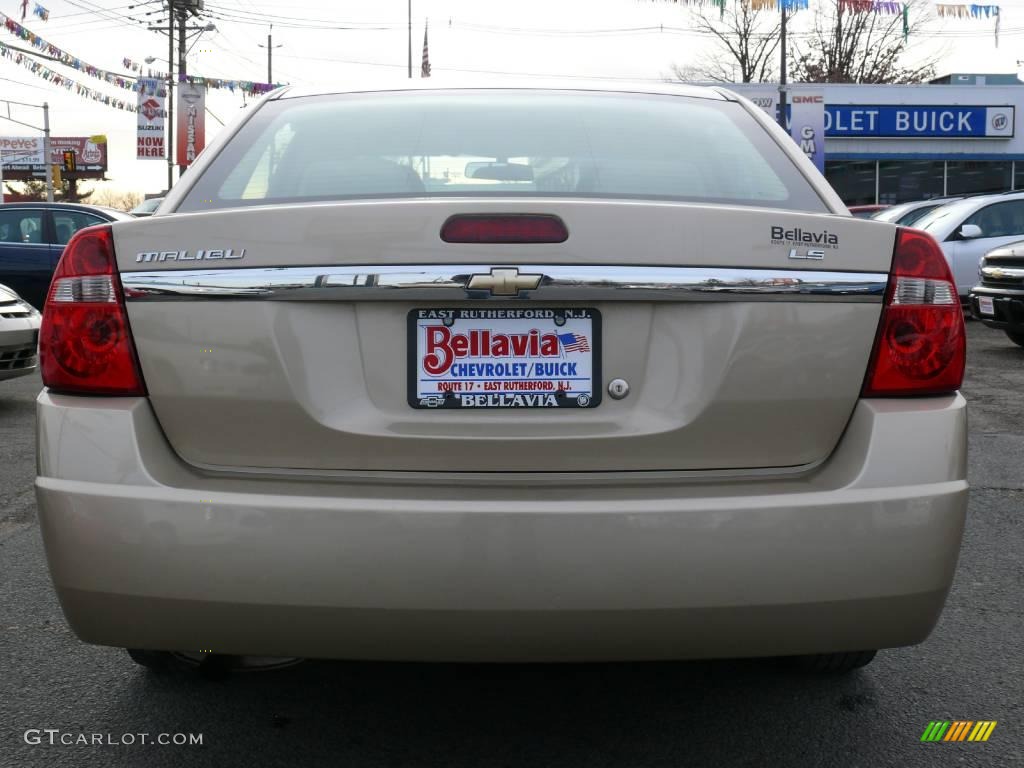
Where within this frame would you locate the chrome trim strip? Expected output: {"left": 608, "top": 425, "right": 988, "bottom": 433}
{"left": 973, "top": 285, "right": 1024, "bottom": 297}
{"left": 121, "top": 265, "right": 887, "bottom": 302}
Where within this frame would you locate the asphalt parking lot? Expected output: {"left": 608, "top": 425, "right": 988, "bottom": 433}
{"left": 1, "top": 320, "right": 1021, "bottom": 768}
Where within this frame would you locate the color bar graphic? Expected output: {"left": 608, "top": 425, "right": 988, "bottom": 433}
{"left": 921, "top": 721, "right": 996, "bottom": 742}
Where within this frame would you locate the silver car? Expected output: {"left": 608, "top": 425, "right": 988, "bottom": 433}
{"left": 0, "top": 282, "right": 40, "bottom": 381}
{"left": 35, "top": 82, "right": 968, "bottom": 673}
{"left": 915, "top": 191, "right": 1024, "bottom": 299}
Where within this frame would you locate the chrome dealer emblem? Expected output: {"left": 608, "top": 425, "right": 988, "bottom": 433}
{"left": 466, "top": 268, "right": 543, "bottom": 296}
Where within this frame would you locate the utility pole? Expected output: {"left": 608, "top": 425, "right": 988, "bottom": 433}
{"left": 43, "top": 102, "right": 53, "bottom": 202}
{"left": 177, "top": 3, "right": 187, "bottom": 85}
{"left": 407, "top": 0, "right": 412, "bottom": 78}
{"left": 257, "top": 25, "right": 282, "bottom": 84}
{"left": 149, "top": 0, "right": 208, "bottom": 187}
{"left": 778, "top": 4, "right": 788, "bottom": 133}
{"left": 167, "top": 4, "right": 175, "bottom": 191}
{"left": 177, "top": 1, "right": 188, "bottom": 177}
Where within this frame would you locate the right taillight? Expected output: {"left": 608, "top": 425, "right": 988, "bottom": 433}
{"left": 862, "top": 227, "right": 965, "bottom": 397}
{"left": 39, "top": 225, "right": 146, "bottom": 396}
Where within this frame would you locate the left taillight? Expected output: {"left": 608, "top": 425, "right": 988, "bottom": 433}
{"left": 40, "top": 225, "right": 147, "bottom": 396}
{"left": 861, "top": 227, "right": 965, "bottom": 397}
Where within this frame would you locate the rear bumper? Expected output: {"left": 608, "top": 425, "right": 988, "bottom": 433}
{"left": 35, "top": 392, "right": 968, "bottom": 661}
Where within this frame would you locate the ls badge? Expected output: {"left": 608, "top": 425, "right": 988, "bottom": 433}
{"left": 788, "top": 248, "right": 825, "bottom": 260}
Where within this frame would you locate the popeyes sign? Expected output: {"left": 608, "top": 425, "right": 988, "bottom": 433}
{"left": 0, "top": 136, "right": 107, "bottom": 174}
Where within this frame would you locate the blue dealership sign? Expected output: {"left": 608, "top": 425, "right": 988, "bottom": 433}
{"left": 823, "top": 105, "right": 1014, "bottom": 139}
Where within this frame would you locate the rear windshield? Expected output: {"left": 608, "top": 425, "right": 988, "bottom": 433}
{"left": 178, "top": 90, "right": 825, "bottom": 212}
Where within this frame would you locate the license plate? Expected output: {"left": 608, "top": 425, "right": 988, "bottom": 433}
{"left": 409, "top": 308, "right": 601, "bottom": 409}
{"left": 978, "top": 296, "right": 995, "bottom": 316}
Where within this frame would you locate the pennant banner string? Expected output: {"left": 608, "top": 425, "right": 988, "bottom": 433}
{"left": 934, "top": 3, "right": 1000, "bottom": 46}
{"left": 0, "top": 40, "right": 137, "bottom": 112}
{"left": 839, "top": 0, "right": 903, "bottom": 14}
{"left": 742, "top": 0, "right": 809, "bottom": 10}
{"left": 0, "top": 12, "right": 282, "bottom": 96}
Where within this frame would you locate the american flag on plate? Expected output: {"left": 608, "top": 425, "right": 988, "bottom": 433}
{"left": 557, "top": 332, "right": 590, "bottom": 353}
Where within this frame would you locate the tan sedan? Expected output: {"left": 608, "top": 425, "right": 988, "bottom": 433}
{"left": 35, "top": 81, "right": 967, "bottom": 674}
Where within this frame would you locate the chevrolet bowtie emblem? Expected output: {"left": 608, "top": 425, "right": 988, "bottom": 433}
{"left": 466, "top": 268, "right": 543, "bottom": 296}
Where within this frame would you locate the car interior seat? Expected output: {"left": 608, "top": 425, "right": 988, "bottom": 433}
{"left": 296, "top": 156, "right": 427, "bottom": 198}
{"left": 55, "top": 221, "right": 74, "bottom": 244}
{"left": 19, "top": 218, "right": 43, "bottom": 244}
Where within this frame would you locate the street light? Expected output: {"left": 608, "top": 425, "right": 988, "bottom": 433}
{"left": 188, "top": 22, "right": 216, "bottom": 56}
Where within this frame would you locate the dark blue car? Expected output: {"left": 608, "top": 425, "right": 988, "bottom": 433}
{"left": 0, "top": 202, "right": 133, "bottom": 309}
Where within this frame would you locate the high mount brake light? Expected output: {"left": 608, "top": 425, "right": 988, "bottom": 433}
{"left": 862, "top": 227, "right": 965, "bottom": 397}
{"left": 39, "top": 225, "right": 147, "bottom": 396}
{"left": 441, "top": 214, "right": 569, "bottom": 244}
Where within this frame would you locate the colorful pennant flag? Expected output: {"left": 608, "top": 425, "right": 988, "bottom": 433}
{"left": 934, "top": 4, "right": 1000, "bottom": 46}
{"left": 839, "top": 0, "right": 902, "bottom": 13}
{"left": 934, "top": 3, "right": 998, "bottom": 17}
{"left": 32, "top": 3, "right": 47, "bottom": 21}
{"left": 745, "top": 0, "right": 809, "bottom": 11}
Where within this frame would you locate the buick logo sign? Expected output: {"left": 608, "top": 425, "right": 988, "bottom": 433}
{"left": 992, "top": 113, "right": 1009, "bottom": 131}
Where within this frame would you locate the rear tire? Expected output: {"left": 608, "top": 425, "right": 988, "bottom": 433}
{"left": 126, "top": 648, "right": 174, "bottom": 672}
{"left": 787, "top": 650, "right": 877, "bottom": 673}
{"left": 1005, "top": 330, "right": 1024, "bottom": 348}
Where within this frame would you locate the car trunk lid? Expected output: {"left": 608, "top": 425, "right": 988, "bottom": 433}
{"left": 115, "top": 199, "right": 894, "bottom": 473}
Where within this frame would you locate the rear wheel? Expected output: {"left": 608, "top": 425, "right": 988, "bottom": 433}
{"left": 1005, "top": 330, "right": 1024, "bottom": 348}
{"left": 788, "top": 650, "right": 877, "bottom": 673}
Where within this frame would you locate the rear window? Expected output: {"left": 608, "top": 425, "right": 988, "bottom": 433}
{"left": 178, "top": 90, "right": 825, "bottom": 213}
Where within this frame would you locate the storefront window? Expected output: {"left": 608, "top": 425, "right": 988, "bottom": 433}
{"left": 878, "top": 161, "right": 945, "bottom": 204}
{"left": 946, "top": 161, "right": 1012, "bottom": 196}
{"left": 825, "top": 161, "right": 876, "bottom": 205}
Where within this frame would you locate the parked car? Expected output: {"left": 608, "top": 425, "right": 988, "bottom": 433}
{"left": 969, "top": 240, "right": 1024, "bottom": 347}
{"left": 130, "top": 197, "right": 164, "bottom": 217}
{"left": 0, "top": 202, "right": 133, "bottom": 309}
{"left": 912, "top": 191, "right": 1024, "bottom": 300}
{"left": 871, "top": 197, "right": 962, "bottom": 227}
{"left": 848, "top": 204, "right": 889, "bottom": 218}
{"left": 35, "top": 82, "right": 967, "bottom": 674}
{"left": 0, "top": 281, "right": 40, "bottom": 381}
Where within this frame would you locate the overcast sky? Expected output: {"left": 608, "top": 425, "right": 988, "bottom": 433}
{"left": 0, "top": 0, "right": 1021, "bottom": 195}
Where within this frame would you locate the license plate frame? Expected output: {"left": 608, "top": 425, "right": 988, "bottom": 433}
{"left": 977, "top": 296, "right": 995, "bottom": 316}
{"left": 408, "top": 308, "right": 602, "bottom": 409}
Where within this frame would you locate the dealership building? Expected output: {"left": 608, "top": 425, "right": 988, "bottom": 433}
{"left": 728, "top": 76, "right": 1024, "bottom": 205}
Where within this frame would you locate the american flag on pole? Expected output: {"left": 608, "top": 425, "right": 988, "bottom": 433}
{"left": 557, "top": 333, "right": 590, "bottom": 353}
{"left": 421, "top": 20, "right": 431, "bottom": 78}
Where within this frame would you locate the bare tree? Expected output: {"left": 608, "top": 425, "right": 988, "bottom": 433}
{"left": 666, "top": 2, "right": 781, "bottom": 83}
{"left": 790, "top": 0, "right": 938, "bottom": 83}
{"left": 89, "top": 188, "right": 143, "bottom": 211}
